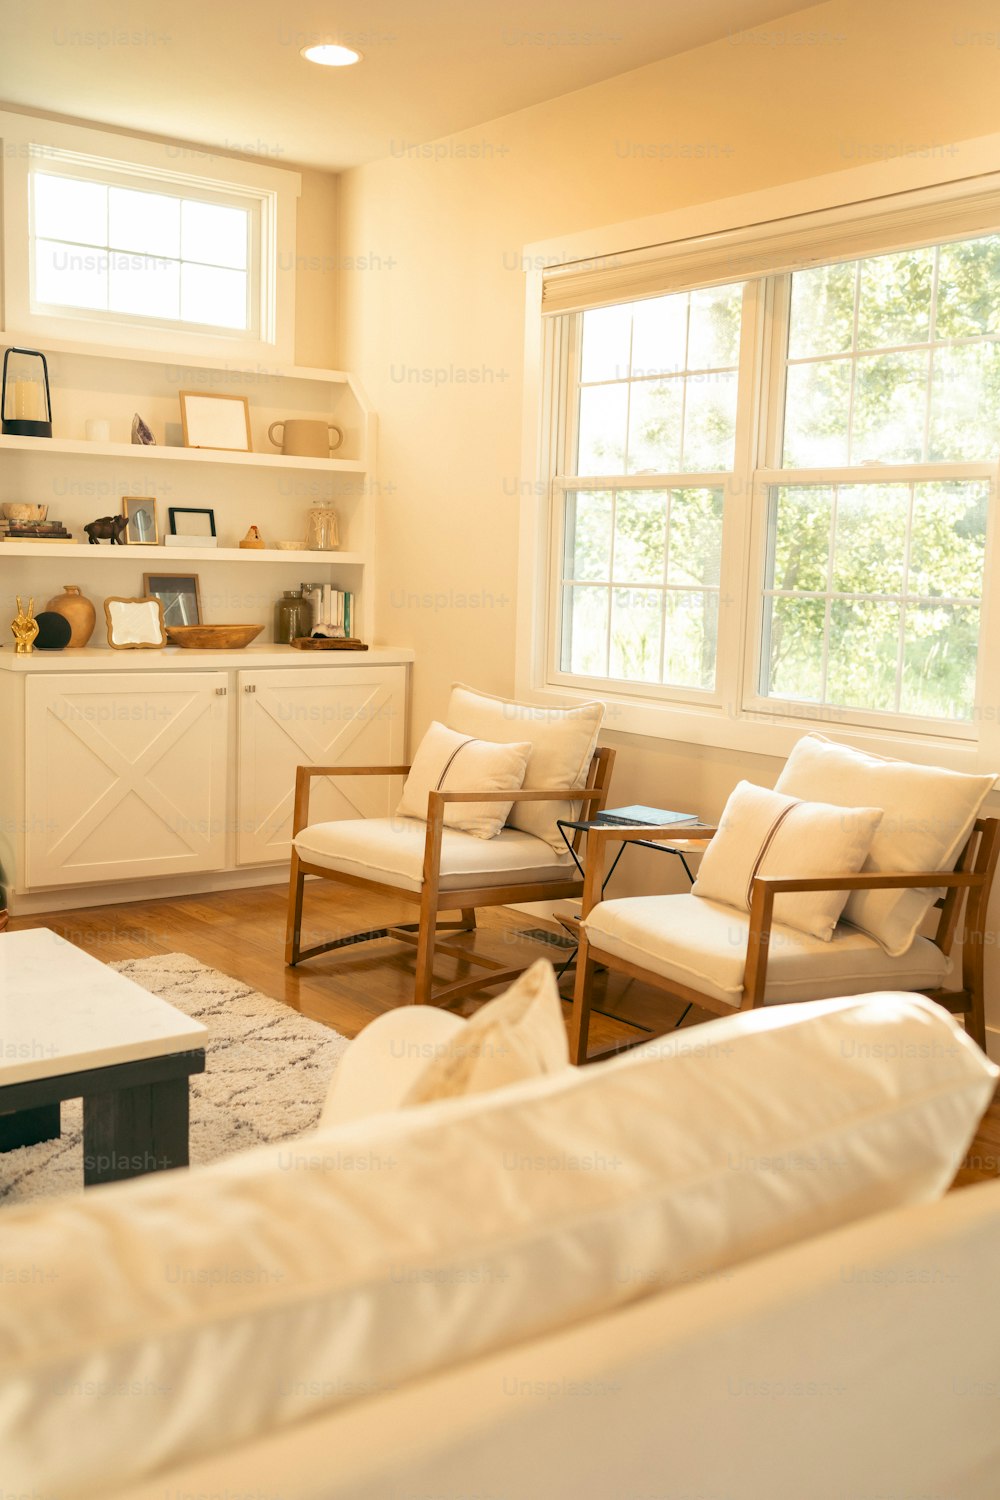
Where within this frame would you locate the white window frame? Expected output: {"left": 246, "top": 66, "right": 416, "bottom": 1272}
{"left": 0, "top": 110, "right": 300, "bottom": 362}
{"left": 516, "top": 145, "right": 1000, "bottom": 775}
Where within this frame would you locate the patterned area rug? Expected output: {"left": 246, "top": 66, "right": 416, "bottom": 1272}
{"left": 0, "top": 952, "right": 351, "bottom": 1206}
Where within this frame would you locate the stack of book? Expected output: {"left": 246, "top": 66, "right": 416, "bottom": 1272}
{"left": 303, "top": 584, "right": 354, "bottom": 638}
{"left": 0, "top": 519, "right": 74, "bottom": 543}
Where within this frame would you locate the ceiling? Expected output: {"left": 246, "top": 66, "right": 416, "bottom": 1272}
{"left": 1, "top": 0, "right": 823, "bottom": 172}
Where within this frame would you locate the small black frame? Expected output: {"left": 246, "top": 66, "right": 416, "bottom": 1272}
{"left": 168, "top": 506, "right": 216, "bottom": 537}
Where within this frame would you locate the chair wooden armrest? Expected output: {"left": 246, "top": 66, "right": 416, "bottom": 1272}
{"left": 430, "top": 785, "right": 611, "bottom": 805}
{"left": 292, "top": 763, "right": 411, "bottom": 836}
{"left": 742, "top": 863, "right": 989, "bottom": 1010}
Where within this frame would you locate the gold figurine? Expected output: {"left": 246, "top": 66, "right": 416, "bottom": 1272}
{"left": 11, "top": 596, "right": 39, "bottom": 654}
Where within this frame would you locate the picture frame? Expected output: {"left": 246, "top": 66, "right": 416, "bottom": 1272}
{"left": 168, "top": 506, "right": 216, "bottom": 537}
{"left": 142, "top": 572, "right": 202, "bottom": 628}
{"left": 179, "top": 392, "right": 252, "bottom": 452}
{"left": 104, "top": 596, "right": 166, "bottom": 650}
{"left": 121, "top": 496, "right": 158, "bottom": 545}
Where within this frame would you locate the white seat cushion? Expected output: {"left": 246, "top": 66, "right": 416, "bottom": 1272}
{"left": 584, "top": 892, "right": 952, "bottom": 1006}
{"left": 294, "top": 817, "right": 575, "bottom": 893}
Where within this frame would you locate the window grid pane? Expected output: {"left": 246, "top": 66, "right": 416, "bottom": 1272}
{"left": 760, "top": 481, "right": 987, "bottom": 721}
{"left": 782, "top": 235, "right": 1000, "bottom": 465}
{"left": 560, "top": 487, "right": 723, "bottom": 689}
{"left": 575, "top": 284, "right": 744, "bottom": 476}
{"left": 31, "top": 170, "right": 252, "bottom": 334}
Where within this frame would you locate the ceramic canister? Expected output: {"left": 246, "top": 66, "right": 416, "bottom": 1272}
{"left": 44, "top": 585, "right": 97, "bottom": 647}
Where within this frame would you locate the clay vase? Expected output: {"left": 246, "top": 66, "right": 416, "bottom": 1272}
{"left": 44, "top": 584, "right": 97, "bottom": 647}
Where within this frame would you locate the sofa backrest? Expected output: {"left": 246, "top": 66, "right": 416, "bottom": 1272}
{"left": 111, "top": 1178, "right": 1000, "bottom": 1500}
{"left": 2, "top": 992, "right": 995, "bottom": 1498}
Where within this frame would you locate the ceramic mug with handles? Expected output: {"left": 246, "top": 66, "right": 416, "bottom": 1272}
{"left": 268, "top": 419, "right": 344, "bottom": 458}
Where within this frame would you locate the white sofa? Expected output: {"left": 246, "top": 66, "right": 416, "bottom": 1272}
{"left": 3, "top": 986, "right": 999, "bottom": 1500}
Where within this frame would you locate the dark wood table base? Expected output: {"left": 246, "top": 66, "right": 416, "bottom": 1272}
{"left": 0, "top": 1049, "right": 205, "bottom": 1187}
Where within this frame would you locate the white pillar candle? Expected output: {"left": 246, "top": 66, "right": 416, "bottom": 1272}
{"left": 14, "top": 380, "right": 43, "bottom": 420}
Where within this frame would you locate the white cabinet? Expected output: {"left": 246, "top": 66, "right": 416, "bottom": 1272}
{"left": 237, "top": 664, "right": 407, "bottom": 865}
{"left": 24, "top": 672, "right": 229, "bottom": 887}
{"left": 0, "top": 648, "right": 412, "bottom": 911}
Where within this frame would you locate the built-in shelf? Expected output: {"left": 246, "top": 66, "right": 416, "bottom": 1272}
{"left": 0, "top": 434, "right": 366, "bottom": 474}
{"left": 0, "top": 543, "right": 363, "bottom": 563}
{"left": 0, "top": 334, "right": 379, "bottom": 641}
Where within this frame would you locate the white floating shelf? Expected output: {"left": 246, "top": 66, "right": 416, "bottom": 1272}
{"left": 0, "top": 434, "right": 366, "bottom": 474}
{"left": 0, "top": 330, "right": 352, "bottom": 384}
{"left": 0, "top": 543, "right": 364, "bottom": 564}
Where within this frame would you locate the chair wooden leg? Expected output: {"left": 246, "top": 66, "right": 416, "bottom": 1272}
{"left": 458, "top": 908, "right": 477, "bottom": 932}
{"left": 966, "top": 974, "right": 987, "bottom": 1053}
{"left": 285, "top": 851, "right": 306, "bottom": 966}
{"left": 413, "top": 881, "right": 438, "bottom": 1006}
{"left": 569, "top": 935, "right": 597, "bottom": 1065}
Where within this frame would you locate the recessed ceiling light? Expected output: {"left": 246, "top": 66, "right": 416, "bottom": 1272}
{"left": 301, "top": 43, "right": 362, "bottom": 67}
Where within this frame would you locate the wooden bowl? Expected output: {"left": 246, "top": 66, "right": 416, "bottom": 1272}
{"left": 165, "top": 624, "right": 263, "bottom": 649}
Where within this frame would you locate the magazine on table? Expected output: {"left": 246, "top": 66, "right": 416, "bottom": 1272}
{"left": 595, "top": 805, "right": 699, "bottom": 828}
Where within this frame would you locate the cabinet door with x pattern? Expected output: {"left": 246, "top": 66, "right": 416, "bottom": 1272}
{"left": 236, "top": 664, "right": 407, "bottom": 866}
{"left": 24, "top": 672, "right": 229, "bottom": 888}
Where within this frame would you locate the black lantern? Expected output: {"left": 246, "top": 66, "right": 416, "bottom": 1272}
{"left": 1, "top": 347, "right": 52, "bottom": 438}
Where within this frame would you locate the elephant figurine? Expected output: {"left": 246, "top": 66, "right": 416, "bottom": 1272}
{"left": 85, "top": 514, "right": 129, "bottom": 545}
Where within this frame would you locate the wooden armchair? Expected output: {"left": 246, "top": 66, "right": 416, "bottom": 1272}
{"left": 286, "top": 746, "right": 615, "bottom": 1007}
{"left": 570, "top": 816, "right": 1000, "bottom": 1063}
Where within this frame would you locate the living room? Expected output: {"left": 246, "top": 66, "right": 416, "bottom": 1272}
{"left": 3, "top": 1, "right": 1000, "bottom": 1495}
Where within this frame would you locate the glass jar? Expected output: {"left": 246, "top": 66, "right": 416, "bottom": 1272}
{"left": 274, "top": 589, "right": 312, "bottom": 644}
{"left": 306, "top": 506, "right": 340, "bottom": 551}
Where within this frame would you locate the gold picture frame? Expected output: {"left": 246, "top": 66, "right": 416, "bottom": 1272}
{"left": 122, "top": 496, "right": 159, "bottom": 545}
{"left": 179, "top": 391, "right": 253, "bottom": 452}
{"left": 104, "top": 596, "right": 166, "bottom": 650}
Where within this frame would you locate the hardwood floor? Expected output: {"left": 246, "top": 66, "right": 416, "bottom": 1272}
{"left": 9, "top": 883, "right": 998, "bottom": 1191}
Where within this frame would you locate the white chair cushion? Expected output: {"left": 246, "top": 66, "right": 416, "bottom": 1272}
{"left": 396, "top": 721, "right": 531, "bottom": 839}
{"left": 2, "top": 992, "right": 994, "bottom": 1498}
{"left": 584, "top": 892, "right": 952, "bottom": 1006}
{"left": 294, "top": 816, "right": 575, "bottom": 893}
{"left": 445, "top": 683, "right": 604, "bottom": 851}
{"left": 775, "top": 733, "right": 996, "bottom": 956}
{"left": 693, "top": 779, "right": 884, "bottom": 940}
{"left": 403, "top": 958, "right": 570, "bottom": 1105}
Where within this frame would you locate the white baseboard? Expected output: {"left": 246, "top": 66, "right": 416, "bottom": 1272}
{"left": 8, "top": 863, "right": 289, "bottom": 916}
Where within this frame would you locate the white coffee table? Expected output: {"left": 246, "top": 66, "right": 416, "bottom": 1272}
{"left": 0, "top": 928, "right": 207, "bottom": 1187}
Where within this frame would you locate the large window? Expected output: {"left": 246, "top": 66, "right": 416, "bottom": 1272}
{"left": 549, "top": 227, "right": 999, "bottom": 736}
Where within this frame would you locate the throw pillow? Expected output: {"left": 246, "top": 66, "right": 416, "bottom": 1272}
{"left": 403, "top": 958, "right": 570, "bottom": 1104}
{"left": 445, "top": 683, "right": 604, "bottom": 851}
{"left": 692, "top": 779, "right": 884, "bottom": 940}
{"left": 776, "top": 734, "right": 996, "bottom": 955}
{"left": 396, "top": 720, "right": 531, "bottom": 839}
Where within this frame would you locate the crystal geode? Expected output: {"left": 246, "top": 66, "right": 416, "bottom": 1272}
{"left": 131, "top": 412, "right": 156, "bottom": 445}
